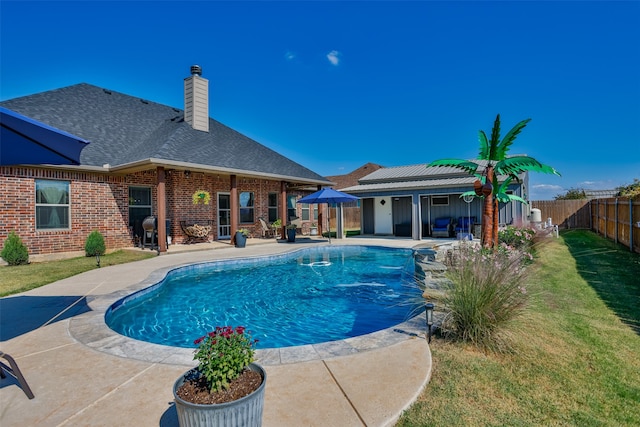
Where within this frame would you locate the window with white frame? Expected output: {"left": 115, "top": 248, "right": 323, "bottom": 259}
{"left": 35, "top": 180, "right": 70, "bottom": 230}
{"left": 431, "top": 195, "right": 449, "bottom": 206}
{"left": 301, "top": 203, "right": 310, "bottom": 220}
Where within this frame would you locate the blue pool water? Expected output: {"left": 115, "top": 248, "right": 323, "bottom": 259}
{"left": 106, "top": 246, "right": 420, "bottom": 349}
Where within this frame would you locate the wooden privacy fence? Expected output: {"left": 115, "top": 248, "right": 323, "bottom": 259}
{"left": 531, "top": 198, "right": 639, "bottom": 253}
{"left": 329, "top": 198, "right": 639, "bottom": 252}
{"left": 328, "top": 206, "right": 361, "bottom": 231}
{"left": 590, "top": 197, "right": 640, "bottom": 253}
{"left": 530, "top": 200, "right": 591, "bottom": 229}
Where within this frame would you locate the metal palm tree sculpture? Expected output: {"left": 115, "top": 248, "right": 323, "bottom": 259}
{"left": 428, "top": 114, "right": 560, "bottom": 248}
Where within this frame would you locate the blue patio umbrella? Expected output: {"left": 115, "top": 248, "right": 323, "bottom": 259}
{"left": 0, "top": 107, "right": 90, "bottom": 166}
{"left": 297, "top": 188, "right": 359, "bottom": 243}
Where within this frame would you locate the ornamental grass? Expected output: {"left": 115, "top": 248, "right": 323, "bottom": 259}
{"left": 440, "top": 241, "right": 531, "bottom": 352}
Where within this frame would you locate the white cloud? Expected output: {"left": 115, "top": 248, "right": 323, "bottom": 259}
{"left": 327, "top": 50, "right": 340, "bottom": 66}
{"left": 532, "top": 184, "right": 563, "bottom": 191}
{"left": 285, "top": 51, "right": 296, "bottom": 61}
{"left": 578, "top": 180, "right": 617, "bottom": 189}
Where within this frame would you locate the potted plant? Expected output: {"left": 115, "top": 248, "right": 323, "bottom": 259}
{"left": 234, "top": 229, "right": 249, "bottom": 248}
{"left": 270, "top": 219, "right": 282, "bottom": 239}
{"left": 309, "top": 223, "right": 318, "bottom": 236}
{"left": 286, "top": 224, "right": 297, "bottom": 243}
{"left": 173, "top": 326, "right": 266, "bottom": 427}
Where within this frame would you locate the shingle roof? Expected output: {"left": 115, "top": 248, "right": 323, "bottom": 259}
{"left": 0, "top": 83, "right": 330, "bottom": 184}
{"left": 325, "top": 162, "right": 384, "bottom": 189}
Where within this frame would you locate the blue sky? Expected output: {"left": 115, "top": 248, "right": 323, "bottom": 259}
{"left": 1, "top": 1, "right": 638, "bottom": 199}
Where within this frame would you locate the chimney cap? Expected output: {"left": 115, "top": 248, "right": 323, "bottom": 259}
{"left": 190, "top": 65, "right": 202, "bottom": 76}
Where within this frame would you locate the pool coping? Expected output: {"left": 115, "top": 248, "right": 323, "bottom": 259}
{"left": 69, "top": 245, "right": 428, "bottom": 367}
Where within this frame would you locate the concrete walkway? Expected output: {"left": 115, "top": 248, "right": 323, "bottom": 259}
{"left": 0, "top": 237, "right": 435, "bottom": 426}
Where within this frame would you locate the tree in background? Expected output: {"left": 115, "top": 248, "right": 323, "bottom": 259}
{"left": 617, "top": 179, "right": 640, "bottom": 200}
{"left": 428, "top": 114, "right": 560, "bottom": 248}
{"left": 555, "top": 187, "right": 587, "bottom": 200}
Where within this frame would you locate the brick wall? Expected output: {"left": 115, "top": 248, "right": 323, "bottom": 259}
{"left": 1, "top": 166, "right": 314, "bottom": 255}
{"left": 166, "top": 171, "right": 286, "bottom": 242}
{"left": 0, "top": 167, "right": 149, "bottom": 255}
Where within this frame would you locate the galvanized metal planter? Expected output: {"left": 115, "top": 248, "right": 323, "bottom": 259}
{"left": 234, "top": 231, "right": 247, "bottom": 248}
{"left": 173, "top": 363, "right": 266, "bottom": 427}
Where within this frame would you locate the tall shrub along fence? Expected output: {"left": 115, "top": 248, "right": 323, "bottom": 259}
{"left": 531, "top": 198, "right": 639, "bottom": 254}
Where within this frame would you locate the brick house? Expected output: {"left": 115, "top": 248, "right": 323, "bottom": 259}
{"left": 0, "top": 66, "right": 331, "bottom": 255}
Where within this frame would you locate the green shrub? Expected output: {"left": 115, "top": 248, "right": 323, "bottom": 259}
{"left": 1, "top": 231, "right": 30, "bottom": 266}
{"left": 84, "top": 230, "right": 106, "bottom": 257}
{"left": 498, "top": 225, "right": 535, "bottom": 252}
{"left": 441, "top": 242, "right": 530, "bottom": 351}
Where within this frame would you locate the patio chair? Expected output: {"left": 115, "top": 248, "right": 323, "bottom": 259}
{"left": 289, "top": 216, "right": 303, "bottom": 234}
{"left": 0, "top": 351, "right": 34, "bottom": 399}
{"left": 454, "top": 216, "right": 476, "bottom": 234}
{"left": 258, "top": 217, "right": 275, "bottom": 238}
{"left": 431, "top": 217, "right": 454, "bottom": 238}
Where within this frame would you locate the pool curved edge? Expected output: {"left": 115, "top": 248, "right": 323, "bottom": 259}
{"left": 68, "top": 244, "right": 430, "bottom": 366}
{"left": 70, "top": 302, "right": 426, "bottom": 366}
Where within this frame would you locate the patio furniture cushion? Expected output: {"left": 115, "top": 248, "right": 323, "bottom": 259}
{"left": 455, "top": 217, "right": 476, "bottom": 233}
{"left": 432, "top": 217, "right": 453, "bottom": 238}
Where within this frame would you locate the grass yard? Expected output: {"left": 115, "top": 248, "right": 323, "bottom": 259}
{"left": 397, "top": 229, "right": 640, "bottom": 426}
{"left": 0, "top": 250, "right": 156, "bottom": 297}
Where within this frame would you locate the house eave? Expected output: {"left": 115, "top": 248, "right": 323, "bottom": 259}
{"left": 108, "top": 158, "right": 332, "bottom": 185}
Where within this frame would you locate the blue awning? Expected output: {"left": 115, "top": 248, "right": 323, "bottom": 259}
{"left": 0, "top": 107, "right": 90, "bottom": 166}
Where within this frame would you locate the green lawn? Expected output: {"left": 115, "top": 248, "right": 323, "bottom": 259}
{"left": 397, "top": 229, "right": 640, "bottom": 426}
{"left": 0, "top": 250, "right": 156, "bottom": 297}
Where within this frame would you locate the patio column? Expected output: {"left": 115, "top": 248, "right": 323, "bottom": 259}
{"left": 230, "top": 175, "right": 238, "bottom": 240}
{"left": 412, "top": 193, "right": 420, "bottom": 240}
{"left": 336, "top": 204, "right": 344, "bottom": 239}
{"left": 280, "top": 181, "right": 287, "bottom": 235}
{"left": 156, "top": 167, "right": 167, "bottom": 253}
{"left": 316, "top": 185, "right": 322, "bottom": 235}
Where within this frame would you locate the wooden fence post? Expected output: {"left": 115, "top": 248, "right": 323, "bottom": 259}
{"left": 631, "top": 198, "right": 634, "bottom": 253}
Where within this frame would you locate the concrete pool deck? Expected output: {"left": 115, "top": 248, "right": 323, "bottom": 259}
{"left": 0, "top": 236, "right": 442, "bottom": 426}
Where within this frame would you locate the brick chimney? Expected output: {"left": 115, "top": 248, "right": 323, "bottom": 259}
{"left": 184, "top": 65, "right": 209, "bottom": 132}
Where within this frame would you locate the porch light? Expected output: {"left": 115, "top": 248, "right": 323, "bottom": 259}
{"left": 425, "top": 302, "right": 435, "bottom": 343}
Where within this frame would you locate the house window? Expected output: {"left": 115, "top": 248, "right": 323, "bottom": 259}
{"left": 287, "top": 195, "right": 297, "bottom": 220}
{"left": 129, "top": 186, "right": 152, "bottom": 238}
{"left": 268, "top": 193, "right": 279, "bottom": 223}
{"left": 301, "top": 203, "right": 310, "bottom": 221}
{"left": 313, "top": 205, "right": 318, "bottom": 220}
{"left": 431, "top": 196, "right": 449, "bottom": 206}
{"left": 239, "top": 191, "right": 254, "bottom": 223}
{"left": 35, "top": 180, "right": 70, "bottom": 230}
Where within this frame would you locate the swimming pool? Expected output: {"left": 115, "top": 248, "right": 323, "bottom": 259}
{"left": 105, "top": 246, "right": 421, "bottom": 349}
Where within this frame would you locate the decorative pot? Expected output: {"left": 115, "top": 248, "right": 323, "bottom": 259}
{"left": 173, "top": 363, "right": 267, "bottom": 427}
{"left": 235, "top": 232, "right": 247, "bottom": 248}
{"left": 309, "top": 227, "right": 318, "bottom": 236}
{"left": 286, "top": 228, "right": 296, "bottom": 243}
